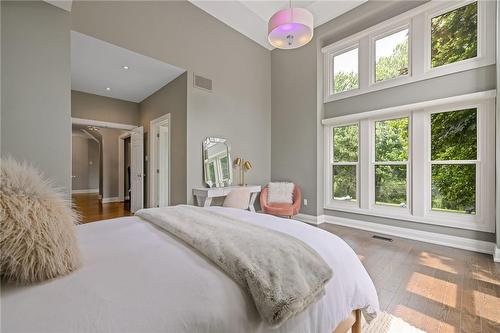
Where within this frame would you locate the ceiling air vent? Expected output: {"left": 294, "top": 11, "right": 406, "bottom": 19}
{"left": 193, "top": 73, "right": 213, "bottom": 92}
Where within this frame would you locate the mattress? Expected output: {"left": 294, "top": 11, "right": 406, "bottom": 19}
{"left": 1, "top": 207, "right": 379, "bottom": 333}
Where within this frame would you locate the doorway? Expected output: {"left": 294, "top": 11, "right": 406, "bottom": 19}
{"left": 71, "top": 118, "right": 143, "bottom": 222}
{"left": 149, "top": 113, "right": 170, "bottom": 208}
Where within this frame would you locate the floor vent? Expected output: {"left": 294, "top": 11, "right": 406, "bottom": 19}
{"left": 372, "top": 235, "right": 393, "bottom": 242}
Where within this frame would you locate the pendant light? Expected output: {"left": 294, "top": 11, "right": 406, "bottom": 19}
{"left": 268, "top": 0, "right": 314, "bottom": 49}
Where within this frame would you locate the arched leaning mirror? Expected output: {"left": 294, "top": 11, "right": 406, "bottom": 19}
{"left": 203, "top": 137, "right": 232, "bottom": 188}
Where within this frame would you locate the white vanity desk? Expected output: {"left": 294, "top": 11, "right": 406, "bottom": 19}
{"left": 193, "top": 185, "right": 261, "bottom": 212}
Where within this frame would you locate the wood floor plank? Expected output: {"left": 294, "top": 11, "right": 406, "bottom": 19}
{"left": 319, "top": 223, "right": 500, "bottom": 333}
{"left": 72, "top": 193, "right": 132, "bottom": 223}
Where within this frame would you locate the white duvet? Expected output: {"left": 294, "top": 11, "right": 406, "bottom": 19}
{"left": 1, "top": 207, "right": 379, "bottom": 333}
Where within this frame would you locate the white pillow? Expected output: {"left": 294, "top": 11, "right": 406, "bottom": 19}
{"left": 267, "top": 182, "right": 294, "bottom": 204}
{"left": 223, "top": 188, "right": 251, "bottom": 210}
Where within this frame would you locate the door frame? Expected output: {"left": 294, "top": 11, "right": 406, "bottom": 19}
{"left": 118, "top": 131, "right": 132, "bottom": 202}
{"left": 149, "top": 113, "right": 171, "bottom": 208}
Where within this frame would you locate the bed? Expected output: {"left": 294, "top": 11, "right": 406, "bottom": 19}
{"left": 1, "top": 206, "right": 379, "bottom": 333}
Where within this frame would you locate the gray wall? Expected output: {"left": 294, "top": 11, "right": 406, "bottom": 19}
{"left": 271, "top": 1, "right": 496, "bottom": 242}
{"left": 71, "top": 0, "right": 271, "bottom": 204}
{"left": 71, "top": 90, "right": 140, "bottom": 126}
{"left": 1, "top": 1, "right": 71, "bottom": 193}
{"left": 140, "top": 73, "right": 188, "bottom": 206}
{"left": 99, "top": 127, "right": 127, "bottom": 199}
{"left": 71, "top": 134, "right": 90, "bottom": 190}
{"left": 497, "top": 2, "right": 500, "bottom": 249}
{"left": 71, "top": 133, "right": 100, "bottom": 191}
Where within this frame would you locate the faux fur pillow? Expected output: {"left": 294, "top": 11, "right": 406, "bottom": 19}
{"left": 223, "top": 188, "right": 251, "bottom": 210}
{"left": 0, "top": 158, "right": 82, "bottom": 284}
{"left": 267, "top": 182, "right": 294, "bottom": 204}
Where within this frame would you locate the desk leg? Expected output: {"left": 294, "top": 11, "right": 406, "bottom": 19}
{"left": 248, "top": 192, "right": 258, "bottom": 212}
{"left": 195, "top": 195, "right": 212, "bottom": 207}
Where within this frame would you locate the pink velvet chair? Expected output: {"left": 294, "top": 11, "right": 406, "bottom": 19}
{"left": 260, "top": 184, "right": 301, "bottom": 218}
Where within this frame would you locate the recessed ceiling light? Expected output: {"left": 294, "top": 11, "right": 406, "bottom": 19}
{"left": 122, "top": 65, "right": 129, "bottom": 70}
{"left": 106, "top": 87, "right": 111, "bottom": 91}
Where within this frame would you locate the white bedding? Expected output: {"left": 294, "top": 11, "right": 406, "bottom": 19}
{"left": 1, "top": 207, "right": 379, "bottom": 333}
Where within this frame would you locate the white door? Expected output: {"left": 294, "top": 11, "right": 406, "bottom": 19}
{"left": 130, "top": 126, "right": 144, "bottom": 213}
{"left": 158, "top": 124, "right": 169, "bottom": 207}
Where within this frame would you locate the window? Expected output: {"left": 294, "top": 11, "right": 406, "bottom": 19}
{"left": 322, "top": 1, "right": 495, "bottom": 102}
{"left": 430, "top": 108, "right": 477, "bottom": 214}
{"left": 431, "top": 2, "right": 477, "bottom": 68}
{"left": 375, "top": 28, "right": 409, "bottom": 82}
{"left": 332, "top": 47, "right": 358, "bottom": 94}
{"left": 374, "top": 117, "right": 409, "bottom": 208}
{"left": 331, "top": 124, "right": 358, "bottom": 202}
{"left": 323, "top": 92, "right": 495, "bottom": 232}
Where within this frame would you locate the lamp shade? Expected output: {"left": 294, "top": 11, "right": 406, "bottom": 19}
{"left": 268, "top": 7, "right": 314, "bottom": 49}
{"left": 243, "top": 161, "right": 252, "bottom": 171}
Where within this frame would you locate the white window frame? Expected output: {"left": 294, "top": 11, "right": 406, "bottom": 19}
{"left": 322, "top": 0, "right": 496, "bottom": 103}
{"left": 327, "top": 43, "right": 360, "bottom": 97}
{"left": 369, "top": 114, "right": 412, "bottom": 216}
{"left": 369, "top": 22, "right": 412, "bottom": 86}
{"left": 423, "top": 0, "right": 493, "bottom": 76}
{"left": 322, "top": 90, "right": 496, "bottom": 232}
{"left": 326, "top": 123, "right": 360, "bottom": 209}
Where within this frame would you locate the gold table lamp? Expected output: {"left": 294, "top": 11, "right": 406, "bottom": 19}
{"left": 233, "top": 157, "right": 252, "bottom": 186}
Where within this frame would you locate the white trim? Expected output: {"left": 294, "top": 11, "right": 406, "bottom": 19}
{"left": 149, "top": 113, "right": 171, "bottom": 208}
{"left": 101, "top": 197, "right": 122, "bottom": 203}
{"left": 118, "top": 132, "right": 132, "bottom": 202}
{"left": 322, "top": 0, "right": 496, "bottom": 102}
{"left": 293, "top": 213, "right": 322, "bottom": 225}
{"left": 71, "top": 117, "right": 137, "bottom": 130}
{"left": 71, "top": 189, "right": 99, "bottom": 194}
{"left": 494, "top": 247, "right": 500, "bottom": 263}
{"left": 322, "top": 90, "right": 496, "bottom": 126}
{"left": 321, "top": 214, "right": 496, "bottom": 256}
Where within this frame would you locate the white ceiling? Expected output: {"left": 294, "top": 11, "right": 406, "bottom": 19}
{"left": 189, "top": 0, "right": 368, "bottom": 50}
{"left": 71, "top": 31, "right": 185, "bottom": 103}
{"left": 44, "top": 0, "right": 72, "bottom": 12}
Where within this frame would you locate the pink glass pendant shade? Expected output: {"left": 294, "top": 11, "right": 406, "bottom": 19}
{"left": 268, "top": 7, "right": 314, "bottom": 49}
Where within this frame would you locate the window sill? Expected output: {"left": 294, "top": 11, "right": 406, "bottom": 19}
{"left": 324, "top": 59, "right": 494, "bottom": 103}
{"left": 323, "top": 204, "right": 494, "bottom": 233}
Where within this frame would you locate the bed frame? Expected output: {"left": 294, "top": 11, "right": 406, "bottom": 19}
{"left": 332, "top": 309, "right": 362, "bottom": 333}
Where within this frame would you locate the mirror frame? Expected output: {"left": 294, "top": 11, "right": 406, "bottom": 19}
{"left": 202, "top": 137, "right": 233, "bottom": 188}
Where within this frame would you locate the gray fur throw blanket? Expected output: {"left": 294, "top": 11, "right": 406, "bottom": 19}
{"left": 135, "top": 205, "right": 332, "bottom": 327}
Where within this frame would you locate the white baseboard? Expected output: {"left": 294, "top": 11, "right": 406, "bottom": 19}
{"left": 101, "top": 197, "right": 122, "bottom": 204}
{"left": 72, "top": 189, "right": 99, "bottom": 194}
{"left": 494, "top": 247, "right": 500, "bottom": 263}
{"left": 321, "top": 215, "right": 496, "bottom": 256}
{"left": 293, "top": 213, "right": 322, "bottom": 225}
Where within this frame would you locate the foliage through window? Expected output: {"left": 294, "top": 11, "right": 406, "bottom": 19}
{"left": 431, "top": 108, "right": 477, "bottom": 214}
{"left": 431, "top": 2, "right": 477, "bottom": 68}
{"left": 374, "top": 117, "right": 409, "bottom": 207}
{"left": 333, "top": 48, "right": 359, "bottom": 94}
{"left": 332, "top": 125, "right": 358, "bottom": 201}
{"left": 375, "top": 28, "right": 409, "bottom": 82}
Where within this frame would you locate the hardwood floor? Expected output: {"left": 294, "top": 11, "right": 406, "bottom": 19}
{"left": 72, "top": 193, "right": 132, "bottom": 223}
{"left": 319, "top": 223, "right": 500, "bottom": 333}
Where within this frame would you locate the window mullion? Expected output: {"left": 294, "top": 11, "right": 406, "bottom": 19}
{"left": 360, "top": 119, "right": 371, "bottom": 209}
{"left": 412, "top": 111, "right": 426, "bottom": 217}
